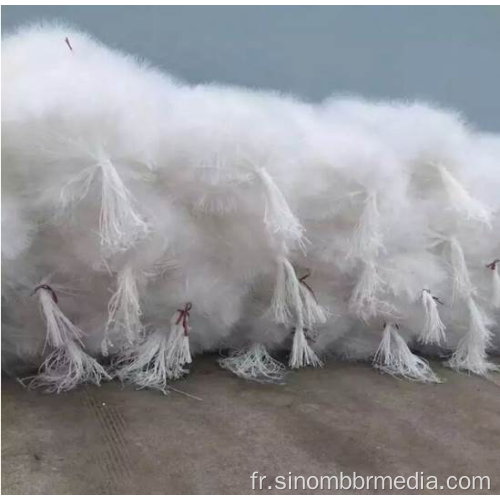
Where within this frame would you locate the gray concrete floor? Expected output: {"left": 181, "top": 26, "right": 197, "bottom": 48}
{"left": 2, "top": 355, "right": 500, "bottom": 494}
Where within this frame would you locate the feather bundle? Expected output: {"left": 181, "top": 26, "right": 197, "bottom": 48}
{"left": 2, "top": 24, "right": 499, "bottom": 392}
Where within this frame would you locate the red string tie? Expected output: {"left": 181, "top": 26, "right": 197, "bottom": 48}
{"left": 486, "top": 259, "right": 500, "bottom": 271}
{"left": 176, "top": 302, "right": 192, "bottom": 336}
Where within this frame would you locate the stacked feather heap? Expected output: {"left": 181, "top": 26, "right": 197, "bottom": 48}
{"left": 2, "top": 24, "right": 499, "bottom": 393}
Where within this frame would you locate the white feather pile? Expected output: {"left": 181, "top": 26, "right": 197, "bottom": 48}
{"left": 2, "top": 24, "right": 499, "bottom": 392}
{"left": 219, "top": 344, "right": 285, "bottom": 383}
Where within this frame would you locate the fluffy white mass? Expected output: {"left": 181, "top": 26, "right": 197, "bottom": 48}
{"left": 2, "top": 24, "right": 499, "bottom": 393}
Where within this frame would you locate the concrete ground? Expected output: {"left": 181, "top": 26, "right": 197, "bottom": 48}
{"left": 2, "top": 355, "right": 500, "bottom": 494}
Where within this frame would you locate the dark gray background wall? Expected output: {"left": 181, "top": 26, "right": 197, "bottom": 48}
{"left": 2, "top": 6, "right": 500, "bottom": 132}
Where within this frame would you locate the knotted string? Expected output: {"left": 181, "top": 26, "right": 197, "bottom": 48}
{"left": 423, "top": 288, "right": 444, "bottom": 306}
{"left": 383, "top": 322, "right": 400, "bottom": 330}
{"left": 486, "top": 259, "right": 500, "bottom": 271}
{"left": 176, "top": 302, "right": 192, "bottom": 336}
{"left": 32, "top": 284, "right": 58, "bottom": 304}
{"left": 299, "top": 272, "right": 317, "bottom": 302}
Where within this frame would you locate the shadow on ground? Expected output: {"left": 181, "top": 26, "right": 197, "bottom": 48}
{"left": 2, "top": 355, "right": 499, "bottom": 494}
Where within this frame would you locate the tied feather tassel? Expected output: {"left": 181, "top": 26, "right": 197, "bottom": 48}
{"left": 219, "top": 344, "right": 285, "bottom": 382}
{"left": 349, "top": 192, "right": 384, "bottom": 260}
{"left": 437, "top": 163, "right": 491, "bottom": 225}
{"left": 61, "top": 154, "right": 149, "bottom": 253}
{"left": 373, "top": 323, "right": 440, "bottom": 383}
{"left": 349, "top": 261, "right": 388, "bottom": 321}
{"left": 289, "top": 326, "right": 323, "bottom": 369}
{"left": 449, "top": 237, "right": 476, "bottom": 299}
{"left": 347, "top": 192, "right": 390, "bottom": 321}
{"left": 289, "top": 265, "right": 322, "bottom": 369}
{"left": 269, "top": 261, "right": 322, "bottom": 368}
{"left": 299, "top": 273, "right": 328, "bottom": 326}
{"left": 271, "top": 262, "right": 327, "bottom": 327}
{"left": 98, "top": 156, "right": 149, "bottom": 252}
{"left": 165, "top": 303, "right": 193, "bottom": 380}
{"left": 30, "top": 341, "right": 110, "bottom": 393}
{"left": 254, "top": 166, "right": 304, "bottom": 248}
{"left": 34, "top": 284, "right": 81, "bottom": 348}
{"left": 445, "top": 244, "right": 497, "bottom": 375}
{"left": 103, "top": 265, "right": 143, "bottom": 355}
{"left": 487, "top": 260, "right": 500, "bottom": 308}
{"left": 30, "top": 284, "right": 110, "bottom": 392}
{"left": 115, "top": 330, "right": 172, "bottom": 394}
{"left": 419, "top": 289, "right": 446, "bottom": 345}
{"left": 271, "top": 257, "right": 302, "bottom": 325}
{"left": 447, "top": 298, "right": 497, "bottom": 376}
{"left": 115, "top": 304, "right": 193, "bottom": 389}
